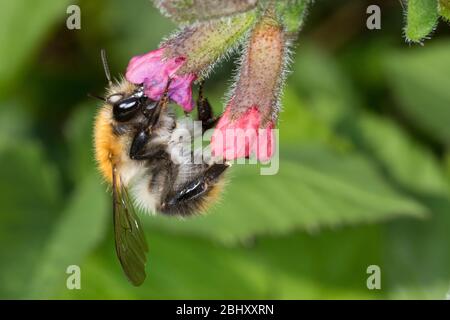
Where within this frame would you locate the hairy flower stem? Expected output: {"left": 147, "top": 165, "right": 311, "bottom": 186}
{"left": 231, "top": 9, "right": 287, "bottom": 124}
{"left": 162, "top": 11, "right": 257, "bottom": 79}
{"left": 211, "top": 9, "right": 289, "bottom": 161}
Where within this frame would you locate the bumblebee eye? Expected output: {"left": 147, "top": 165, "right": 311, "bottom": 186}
{"left": 107, "top": 94, "right": 123, "bottom": 104}
{"left": 113, "top": 96, "right": 141, "bottom": 122}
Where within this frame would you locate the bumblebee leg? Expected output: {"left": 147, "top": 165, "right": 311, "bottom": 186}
{"left": 130, "top": 128, "right": 170, "bottom": 160}
{"left": 160, "top": 163, "right": 229, "bottom": 215}
{"left": 197, "top": 82, "right": 219, "bottom": 132}
{"left": 130, "top": 80, "right": 173, "bottom": 160}
{"left": 130, "top": 132, "right": 167, "bottom": 160}
{"left": 148, "top": 79, "right": 172, "bottom": 128}
{"left": 129, "top": 128, "right": 150, "bottom": 160}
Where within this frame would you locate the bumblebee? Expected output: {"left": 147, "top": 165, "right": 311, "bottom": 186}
{"left": 93, "top": 51, "right": 228, "bottom": 285}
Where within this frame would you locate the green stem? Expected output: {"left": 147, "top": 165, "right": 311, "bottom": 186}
{"left": 274, "top": 0, "right": 310, "bottom": 35}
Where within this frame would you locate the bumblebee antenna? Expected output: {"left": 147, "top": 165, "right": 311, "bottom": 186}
{"left": 101, "top": 49, "right": 112, "bottom": 85}
{"left": 87, "top": 93, "right": 106, "bottom": 102}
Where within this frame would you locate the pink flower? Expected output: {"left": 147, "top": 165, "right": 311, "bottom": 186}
{"left": 125, "top": 48, "right": 196, "bottom": 111}
{"left": 211, "top": 14, "right": 285, "bottom": 163}
{"left": 211, "top": 106, "right": 275, "bottom": 162}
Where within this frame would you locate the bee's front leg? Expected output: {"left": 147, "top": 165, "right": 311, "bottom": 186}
{"left": 197, "top": 82, "right": 219, "bottom": 133}
{"left": 129, "top": 128, "right": 150, "bottom": 160}
{"left": 130, "top": 129, "right": 168, "bottom": 161}
{"left": 130, "top": 81, "right": 173, "bottom": 160}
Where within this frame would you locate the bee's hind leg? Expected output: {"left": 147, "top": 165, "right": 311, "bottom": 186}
{"left": 197, "top": 82, "right": 219, "bottom": 132}
{"left": 160, "top": 163, "right": 229, "bottom": 215}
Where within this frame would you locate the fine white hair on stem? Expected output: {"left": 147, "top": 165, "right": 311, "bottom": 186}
{"left": 223, "top": 17, "right": 294, "bottom": 123}
{"left": 402, "top": 0, "right": 438, "bottom": 45}
{"left": 152, "top": 0, "right": 258, "bottom": 25}
{"left": 223, "top": 30, "right": 252, "bottom": 107}
{"left": 160, "top": 11, "right": 258, "bottom": 81}
{"left": 272, "top": 35, "right": 295, "bottom": 121}
{"left": 197, "top": 16, "right": 255, "bottom": 81}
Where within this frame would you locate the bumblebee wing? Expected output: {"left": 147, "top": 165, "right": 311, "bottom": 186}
{"left": 112, "top": 166, "right": 149, "bottom": 286}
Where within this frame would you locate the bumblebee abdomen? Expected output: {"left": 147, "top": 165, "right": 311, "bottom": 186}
{"left": 159, "top": 177, "right": 226, "bottom": 216}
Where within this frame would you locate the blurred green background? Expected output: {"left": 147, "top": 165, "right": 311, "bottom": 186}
{"left": 1, "top": 0, "right": 450, "bottom": 299}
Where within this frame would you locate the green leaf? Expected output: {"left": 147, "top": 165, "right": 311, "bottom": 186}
{"left": 58, "top": 205, "right": 450, "bottom": 299}
{"left": 252, "top": 225, "right": 384, "bottom": 299}
{"left": 64, "top": 102, "right": 99, "bottom": 182}
{"left": 61, "top": 230, "right": 270, "bottom": 299}
{"left": 27, "top": 174, "right": 109, "bottom": 299}
{"left": 62, "top": 225, "right": 383, "bottom": 299}
{"left": 279, "top": 89, "right": 349, "bottom": 150}
{"left": 446, "top": 153, "right": 450, "bottom": 185}
{"left": 384, "top": 42, "right": 450, "bottom": 144}
{"left": 385, "top": 195, "right": 450, "bottom": 299}
{"left": 145, "top": 146, "right": 426, "bottom": 244}
{"left": 23, "top": 99, "right": 110, "bottom": 298}
{"left": 291, "top": 43, "right": 359, "bottom": 129}
{"left": 439, "top": 0, "right": 450, "bottom": 21}
{"left": 357, "top": 114, "right": 448, "bottom": 196}
{"left": 0, "top": 100, "right": 32, "bottom": 146}
{"left": 280, "top": 44, "right": 358, "bottom": 151}
{"left": 0, "top": 0, "right": 71, "bottom": 95}
{"left": 0, "top": 140, "right": 61, "bottom": 298}
{"left": 405, "top": 0, "right": 439, "bottom": 43}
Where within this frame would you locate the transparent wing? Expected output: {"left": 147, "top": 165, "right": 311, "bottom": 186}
{"left": 112, "top": 166, "right": 149, "bottom": 286}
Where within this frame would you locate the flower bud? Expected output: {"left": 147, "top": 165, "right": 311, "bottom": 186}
{"left": 212, "top": 11, "right": 288, "bottom": 161}
{"left": 162, "top": 11, "right": 256, "bottom": 77}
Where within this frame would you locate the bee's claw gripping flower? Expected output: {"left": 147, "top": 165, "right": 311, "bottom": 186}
{"left": 212, "top": 11, "right": 288, "bottom": 161}
{"left": 126, "top": 48, "right": 196, "bottom": 112}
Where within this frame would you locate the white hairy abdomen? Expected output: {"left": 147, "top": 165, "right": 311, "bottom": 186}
{"left": 118, "top": 114, "right": 201, "bottom": 215}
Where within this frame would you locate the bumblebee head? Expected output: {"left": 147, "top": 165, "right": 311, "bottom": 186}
{"left": 107, "top": 86, "right": 157, "bottom": 122}
{"left": 101, "top": 49, "right": 158, "bottom": 123}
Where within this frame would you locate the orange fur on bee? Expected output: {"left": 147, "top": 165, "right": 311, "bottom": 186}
{"left": 94, "top": 105, "right": 123, "bottom": 184}
{"left": 199, "top": 178, "right": 226, "bottom": 213}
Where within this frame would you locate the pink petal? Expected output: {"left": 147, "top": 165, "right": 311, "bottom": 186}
{"left": 168, "top": 74, "right": 197, "bottom": 112}
{"left": 125, "top": 48, "right": 166, "bottom": 84}
{"left": 255, "top": 122, "right": 275, "bottom": 162}
{"left": 126, "top": 48, "right": 196, "bottom": 111}
{"left": 212, "top": 106, "right": 274, "bottom": 161}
